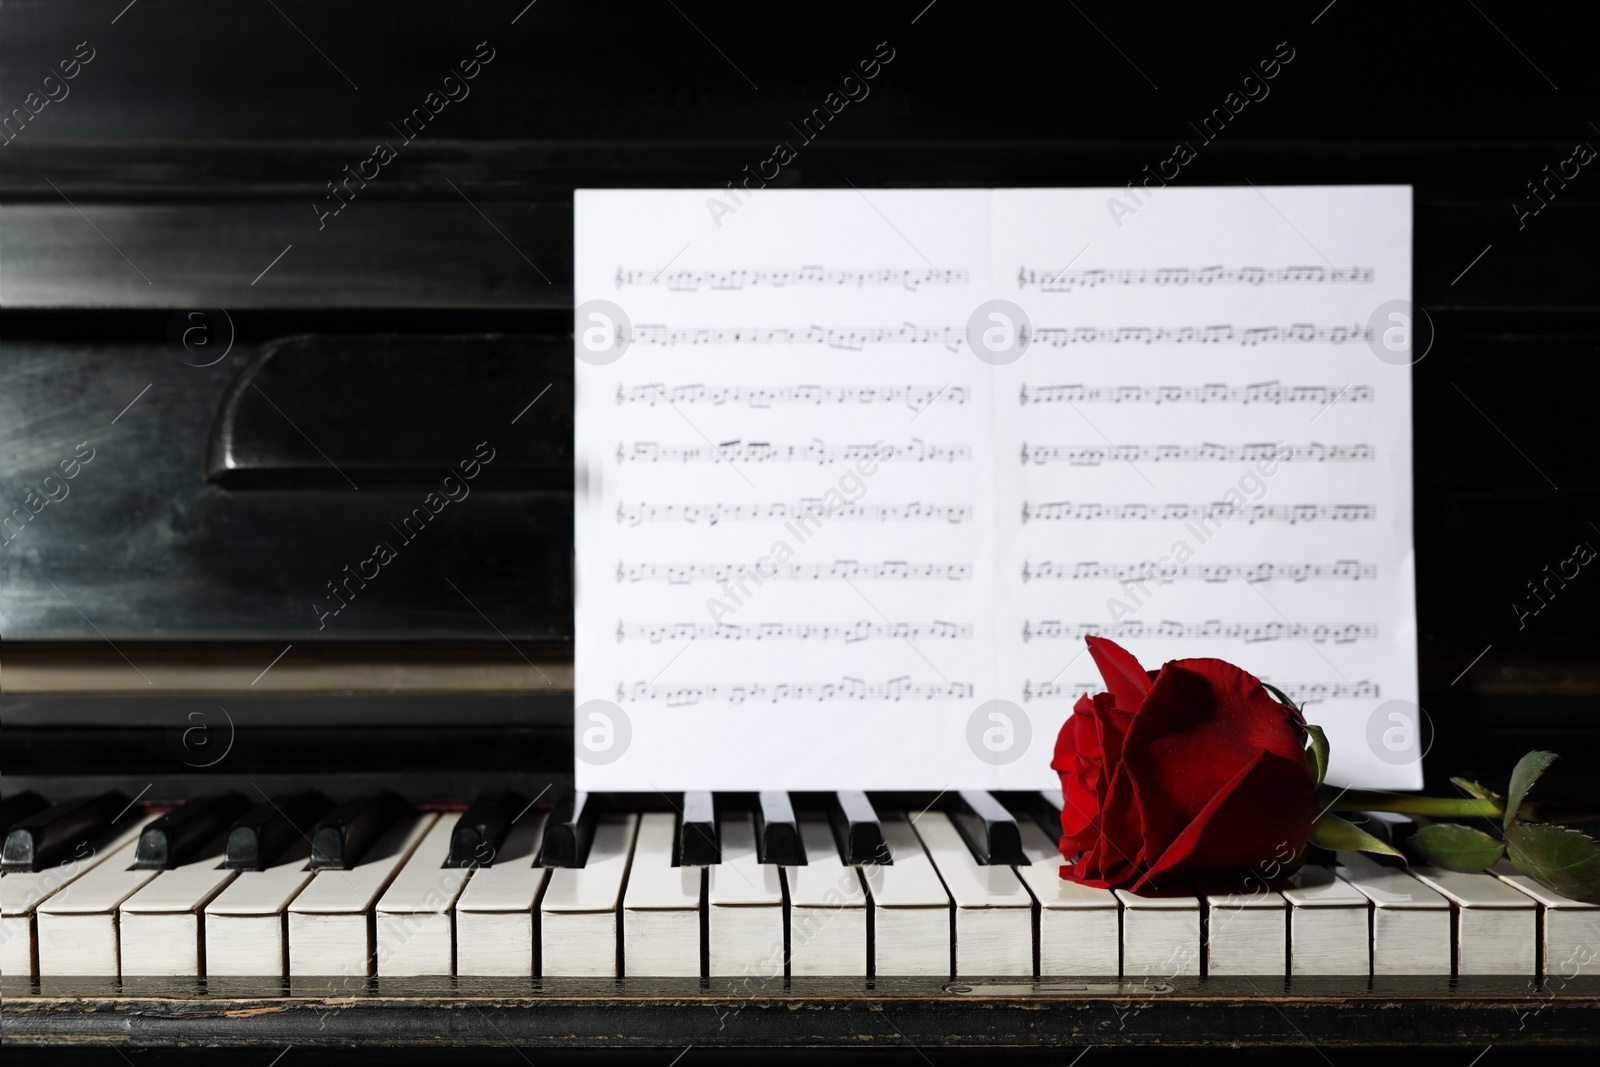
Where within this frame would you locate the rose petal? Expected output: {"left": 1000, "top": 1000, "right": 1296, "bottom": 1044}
{"left": 1086, "top": 636, "right": 1153, "bottom": 712}
{"left": 1130, "top": 748, "right": 1318, "bottom": 892}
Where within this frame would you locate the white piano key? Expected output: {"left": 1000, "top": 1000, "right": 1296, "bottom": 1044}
{"left": 1336, "top": 852, "right": 1451, "bottom": 975}
{"left": 1012, "top": 823, "right": 1118, "bottom": 977}
{"left": 36, "top": 829, "right": 163, "bottom": 976}
{"left": 1280, "top": 864, "right": 1370, "bottom": 976}
{"left": 784, "top": 816, "right": 868, "bottom": 977}
{"left": 204, "top": 841, "right": 316, "bottom": 976}
{"left": 454, "top": 814, "right": 548, "bottom": 977}
{"left": 860, "top": 813, "right": 952, "bottom": 977}
{"left": 1204, "top": 887, "right": 1287, "bottom": 976}
{"left": 623, "top": 812, "right": 703, "bottom": 977}
{"left": 707, "top": 814, "right": 784, "bottom": 979}
{"left": 1, "top": 813, "right": 155, "bottom": 978}
{"left": 1115, "top": 890, "right": 1202, "bottom": 977}
{"left": 1408, "top": 865, "right": 1537, "bottom": 975}
{"left": 1494, "top": 861, "right": 1600, "bottom": 976}
{"left": 119, "top": 834, "right": 236, "bottom": 976}
{"left": 541, "top": 813, "right": 637, "bottom": 977}
{"left": 913, "top": 812, "right": 1031, "bottom": 977}
{"left": 376, "top": 813, "right": 473, "bottom": 976}
{"left": 287, "top": 812, "right": 436, "bottom": 976}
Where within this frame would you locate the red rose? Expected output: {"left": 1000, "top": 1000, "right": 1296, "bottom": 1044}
{"left": 1052, "top": 636, "right": 1319, "bottom": 892}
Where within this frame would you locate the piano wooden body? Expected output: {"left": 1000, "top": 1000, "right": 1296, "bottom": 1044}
{"left": 4, "top": 0, "right": 1600, "bottom": 1054}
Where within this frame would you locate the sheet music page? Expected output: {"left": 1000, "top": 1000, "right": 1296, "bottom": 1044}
{"left": 574, "top": 186, "right": 1417, "bottom": 791}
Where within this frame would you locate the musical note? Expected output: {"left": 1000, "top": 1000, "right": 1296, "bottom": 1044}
{"left": 1020, "top": 382, "right": 1373, "bottom": 406}
{"left": 616, "top": 383, "right": 969, "bottom": 411}
{"left": 625, "top": 323, "right": 1369, "bottom": 348}
{"left": 620, "top": 677, "right": 976, "bottom": 705}
{"left": 617, "top": 500, "right": 973, "bottom": 526}
{"left": 1024, "top": 680, "right": 1379, "bottom": 703}
{"left": 615, "top": 266, "right": 971, "bottom": 291}
{"left": 1020, "top": 619, "right": 1377, "bottom": 644}
{"left": 618, "top": 439, "right": 969, "bottom": 465}
{"left": 618, "top": 619, "right": 973, "bottom": 643}
{"left": 1022, "top": 560, "right": 1376, "bottom": 583}
{"left": 1019, "top": 443, "right": 1372, "bottom": 465}
{"left": 1021, "top": 501, "right": 1375, "bottom": 525}
{"left": 617, "top": 560, "right": 973, "bottom": 583}
{"left": 1015, "top": 265, "right": 1374, "bottom": 292}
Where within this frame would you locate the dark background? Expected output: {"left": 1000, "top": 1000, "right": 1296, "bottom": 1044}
{"left": 2, "top": 0, "right": 1598, "bottom": 797}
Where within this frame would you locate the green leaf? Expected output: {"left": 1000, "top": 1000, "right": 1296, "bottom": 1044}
{"left": 1505, "top": 750, "right": 1560, "bottom": 829}
{"left": 1408, "top": 823, "right": 1504, "bottom": 872}
{"left": 1261, "top": 682, "right": 1300, "bottom": 714}
{"left": 1505, "top": 821, "right": 1600, "bottom": 904}
{"left": 1309, "top": 813, "right": 1403, "bottom": 859}
{"left": 1303, "top": 724, "right": 1330, "bottom": 787}
{"left": 1450, "top": 777, "right": 1503, "bottom": 804}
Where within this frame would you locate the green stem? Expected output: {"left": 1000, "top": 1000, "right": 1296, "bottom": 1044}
{"left": 1324, "top": 789, "right": 1503, "bottom": 820}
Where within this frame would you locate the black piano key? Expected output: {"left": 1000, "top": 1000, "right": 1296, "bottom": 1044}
{"left": 755, "top": 791, "right": 804, "bottom": 865}
{"left": 536, "top": 790, "right": 598, "bottom": 868}
{"left": 225, "top": 791, "right": 334, "bottom": 870}
{"left": 310, "top": 790, "right": 409, "bottom": 871}
{"left": 446, "top": 789, "right": 528, "bottom": 868}
{"left": 952, "top": 790, "right": 1025, "bottom": 865}
{"left": 678, "top": 791, "right": 720, "bottom": 866}
{"left": 829, "top": 791, "right": 889, "bottom": 865}
{"left": 134, "top": 792, "right": 254, "bottom": 870}
{"left": 2, "top": 791, "right": 132, "bottom": 872}
{"left": 0, "top": 791, "right": 49, "bottom": 833}
{"left": 1003, "top": 789, "right": 1067, "bottom": 843}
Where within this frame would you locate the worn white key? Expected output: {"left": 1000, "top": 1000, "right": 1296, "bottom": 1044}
{"left": 1407, "top": 865, "right": 1536, "bottom": 975}
{"left": 454, "top": 814, "right": 548, "bottom": 977}
{"left": 1494, "top": 861, "right": 1600, "bottom": 976}
{"left": 541, "top": 813, "right": 637, "bottom": 977}
{"left": 1336, "top": 852, "right": 1450, "bottom": 975}
{"left": 861, "top": 814, "right": 952, "bottom": 977}
{"left": 914, "top": 812, "right": 1031, "bottom": 976}
{"left": 1280, "top": 864, "right": 1369, "bottom": 976}
{"left": 707, "top": 814, "right": 784, "bottom": 979}
{"left": 2, "top": 814, "right": 155, "bottom": 978}
{"left": 35, "top": 826, "right": 164, "bottom": 977}
{"left": 622, "top": 812, "right": 703, "bottom": 977}
{"left": 119, "top": 834, "right": 236, "bottom": 976}
{"left": 287, "top": 813, "right": 435, "bottom": 976}
{"left": 1115, "top": 890, "right": 1202, "bottom": 977}
{"left": 1204, "top": 886, "right": 1286, "bottom": 976}
{"left": 784, "top": 816, "right": 867, "bottom": 976}
{"left": 204, "top": 841, "right": 316, "bottom": 976}
{"left": 376, "top": 813, "right": 475, "bottom": 976}
{"left": 1012, "top": 823, "right": 1117, "bottom": 977}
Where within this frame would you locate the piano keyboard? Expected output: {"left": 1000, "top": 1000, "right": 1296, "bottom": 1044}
{"left": 4, "top": 788, "right": 1598, "bottom": 980}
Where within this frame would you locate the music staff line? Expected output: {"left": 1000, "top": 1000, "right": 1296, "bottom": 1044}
{"left": 619, "top": 440, "right": 967, "bottom": 465}
{"left": 1020, "top": 442, "right": 1372, "bottom": 465}
{"left": 618, "top": 501, "right": 973, "bottom": 527}
{"left": 1025, "top": 680, "right": 1379, "bottom": 703}
{"left": 1022, "top": 501, "right": 1374, "bottom": 524}
{"left": 1020, "top": 383, "right": 1373, "bottom": 406}
{"left": 1022, "top": 620, "right": 1378, "bottom": 644}
{"left": 1022, "top": 560, "right": 1376, "bottom": 583}
{"left": 618, "top": 561, "right": 972, "bottom": 583}
{"left": 617, "top": 620, "right": 973, "bottom": 643}
{"left": 617, "top": 383, "right": 969, "bottom": 410}
{"left": 614, "top": 266, "right": 971, "bottom": 291}
{"left": 623, "top": 322, "right": 1372, "bottom": 349}
{"left": 619, "top": 678, "right": 976, "bottom": 706}
{"left": 1016, "top": 264, "right": 1374, "bottom": 291}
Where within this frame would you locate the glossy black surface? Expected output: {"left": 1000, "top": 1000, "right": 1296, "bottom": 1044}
{"left": 445, "top": 789, "right": 527, "bottom": 869}
{"left": 677, "top": 791, "right": 719, "bottom": 866}
{"left": 224, "top": 791, "right": 333, "bottom": 871}
{"left": 0, "top": 791, "right": 130, "bottom": 872}
{"left": 309, "top": 790, "right": 409, "bottom": 871}
{"left": 536, "top": 790, "right": 597, "bottom": 868}
{"left": 131, "top": 792, "right": 251, "bottom": 870}
{"left": 829, "top": 790, "right": 887, "bottom": 865}
{"left": 951, "top": 790, "right": 1025, "bottom": 866}
{"left": 756, "top": 790, "right": 804, "bottom": 866}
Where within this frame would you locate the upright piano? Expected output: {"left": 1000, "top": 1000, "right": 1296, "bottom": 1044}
{"left": 4, "top": 0, "right": 1600, "bottom": 1055}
